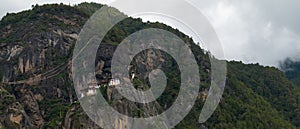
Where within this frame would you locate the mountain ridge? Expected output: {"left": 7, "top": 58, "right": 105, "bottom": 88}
{"left": 0, "top": 2, "right": 299, "bottom": 129}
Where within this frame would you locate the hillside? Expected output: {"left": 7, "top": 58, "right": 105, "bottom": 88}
{"left": 0, "top": 2, "right": 299, "bottom": 129}
{"left": 280, "top": 58, "right": 300, "bottom": 87}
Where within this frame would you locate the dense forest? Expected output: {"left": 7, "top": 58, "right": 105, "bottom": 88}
{"left": 280, "top": 58, "right": 300, "bottom": 87}
{"left": 0, "top": 2, "right": 299, "bottom": 129}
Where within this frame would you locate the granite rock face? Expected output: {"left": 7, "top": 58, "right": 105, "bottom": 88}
{"left": 0, "top": 3, "right": 185, "bottom": 129}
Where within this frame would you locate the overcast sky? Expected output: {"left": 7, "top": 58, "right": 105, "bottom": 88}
{"left": 0, "top": 0, "right": 299, "bottom": 66}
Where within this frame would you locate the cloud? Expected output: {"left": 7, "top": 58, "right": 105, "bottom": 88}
{"left": 193, "top": 0, "right": 300, "bottom": 66}
{"left": 0, "top": 0, "right": 113, "bottom": 18}
{"left": 1, "top": 0, "right": 299, "bottom": 67}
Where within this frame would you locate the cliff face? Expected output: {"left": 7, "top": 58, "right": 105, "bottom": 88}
{"left": 0, "top": 3, "right": 181, "bottom": 128}
{"left": 0, "top": 3, "right": 299, "bottom": 129}
{"left": 0, "top": 4, "right": 99, "bottom": 129}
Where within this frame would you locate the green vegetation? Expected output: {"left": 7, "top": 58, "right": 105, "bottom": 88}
{"left": 75, "top": 2, "right": 104, "bottom": 16}
{"left": 39, "top": 98, "right": 70, "bottom": 128}
{"left": 223, "top": 62, "right": 300, "bottom": 127}
{"left": 0, "top": 2, "right": 299, "bottom": 129}
{"left": 173, "top": 61, "right": 300, "bottom": 128}
{"left": 280, "top": 58, "right": 300, "bottom": 87}
{"left": 0, "top": 63, "right": 2, "bottom": 82}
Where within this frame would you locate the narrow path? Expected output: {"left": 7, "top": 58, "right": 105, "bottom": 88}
{"left": 1, "top": 58, "right": 71, "bottom": 85}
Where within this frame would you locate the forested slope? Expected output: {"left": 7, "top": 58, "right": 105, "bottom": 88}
{"left": 0, "top": 3, "right": 299, "bottom": 129}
